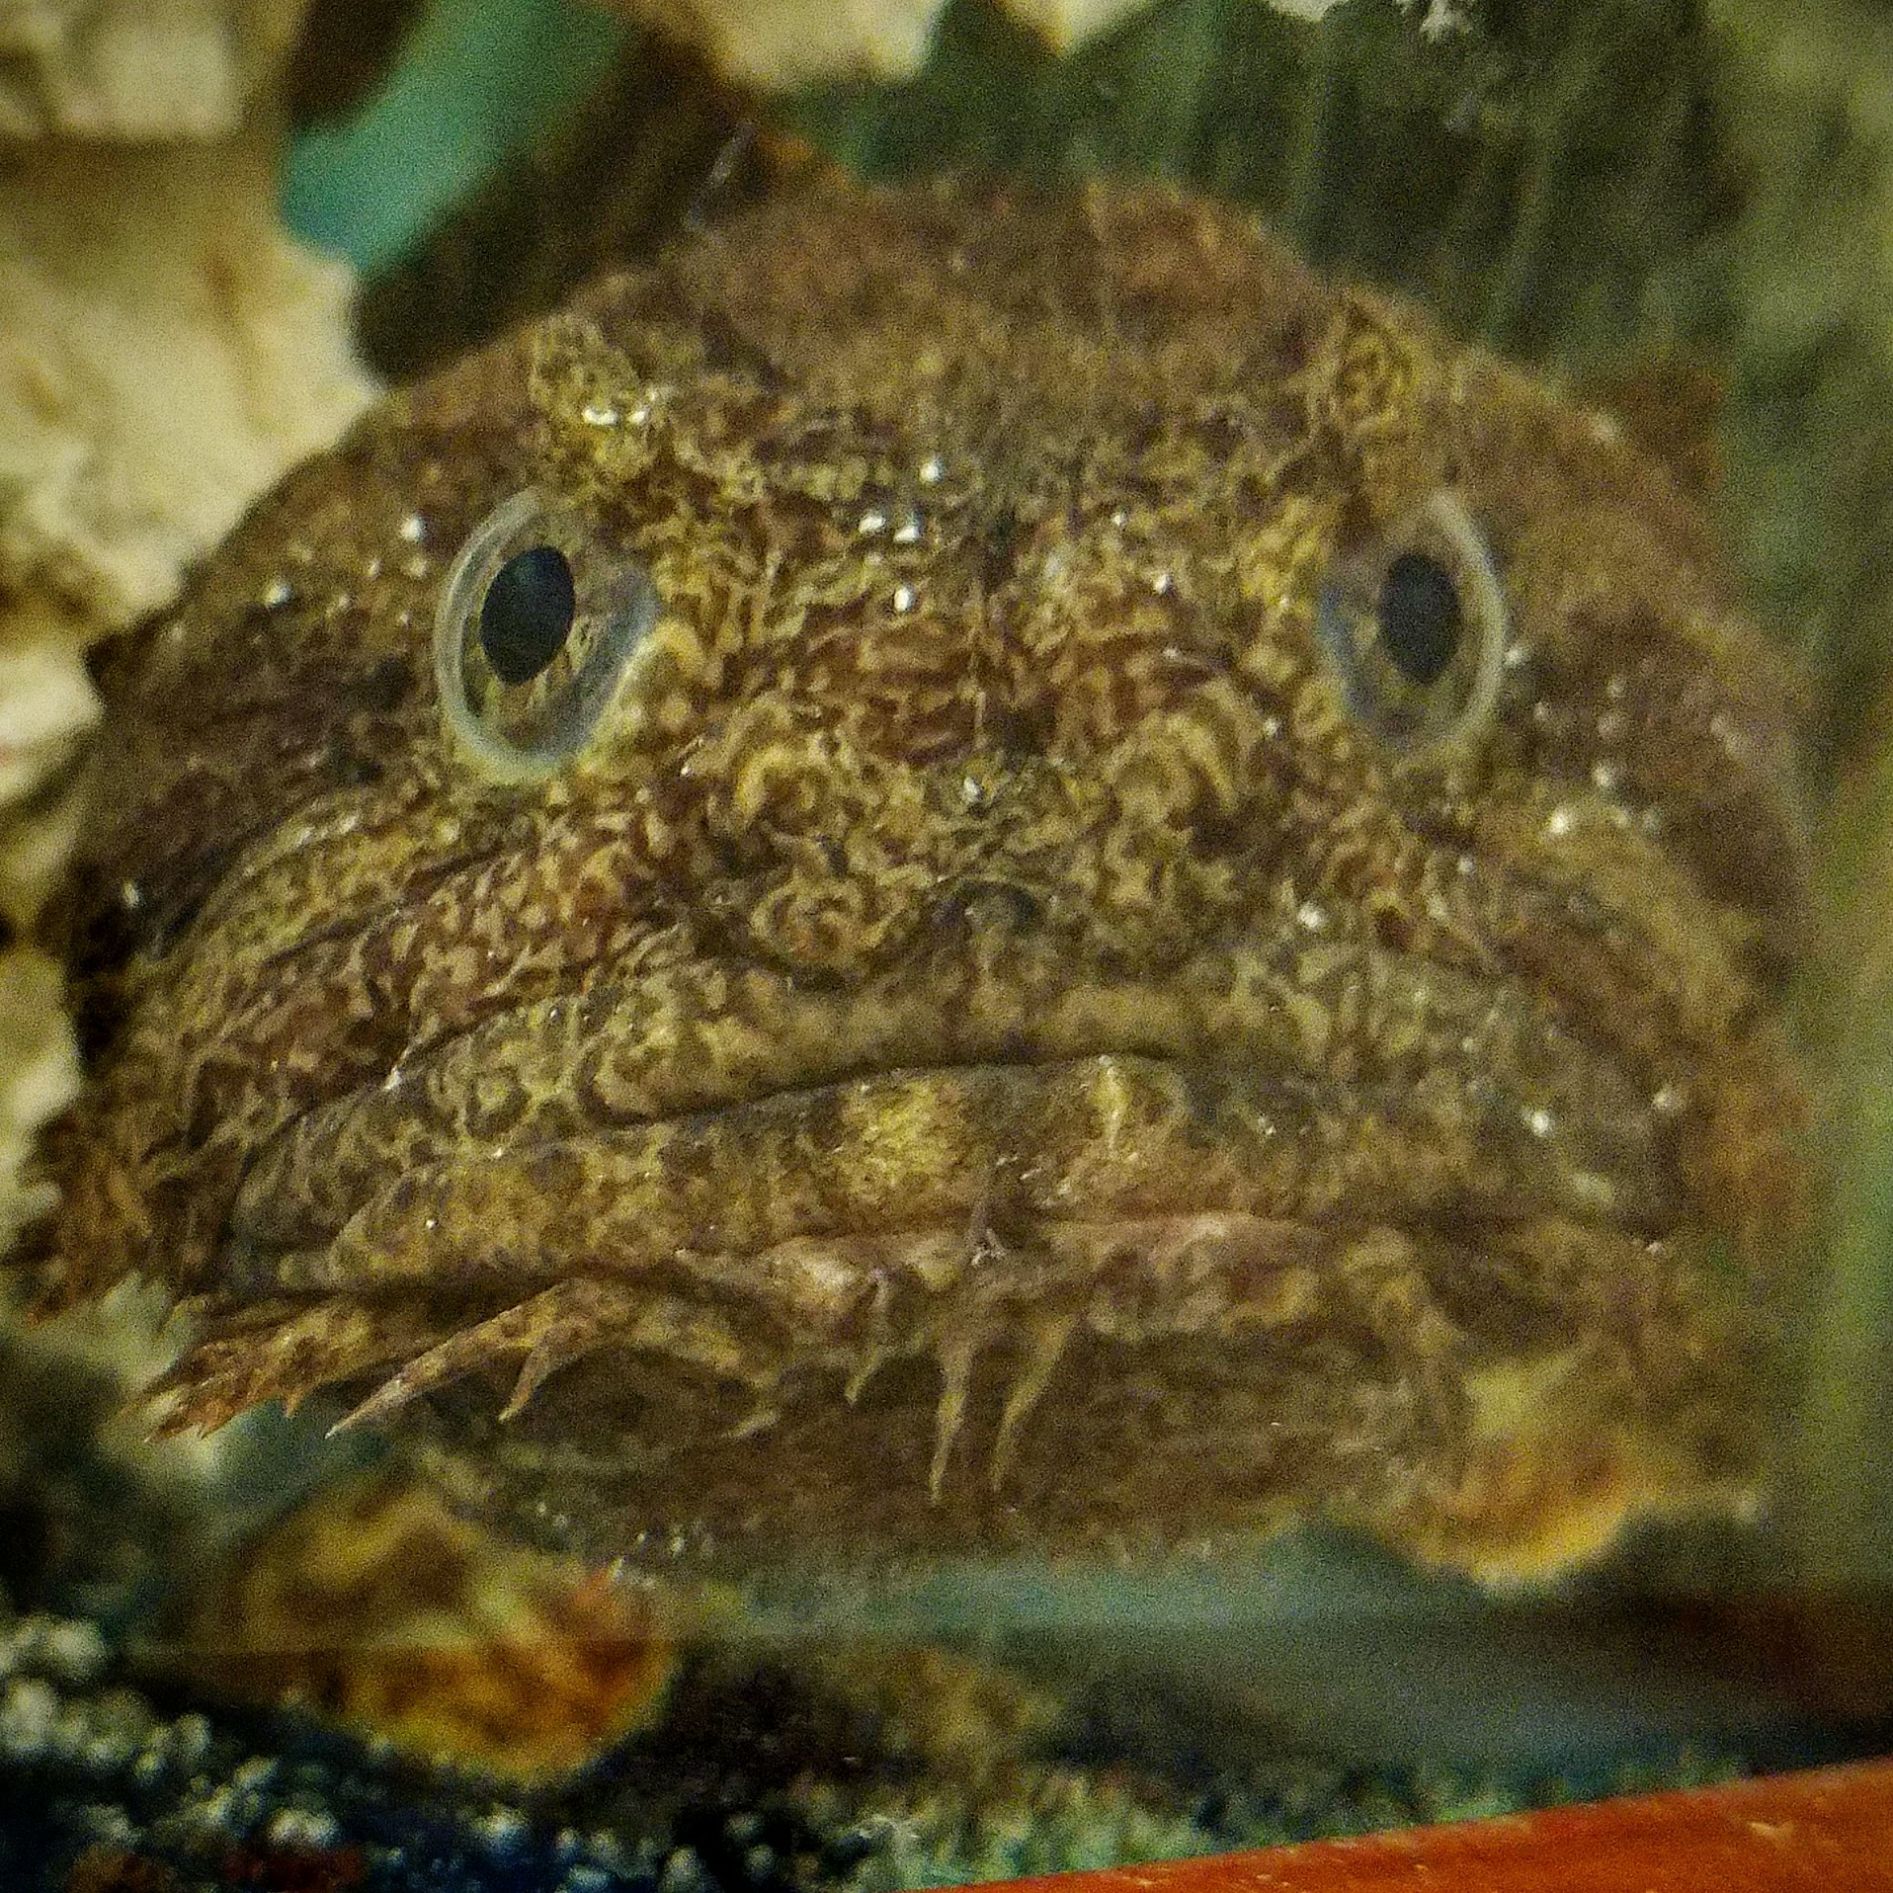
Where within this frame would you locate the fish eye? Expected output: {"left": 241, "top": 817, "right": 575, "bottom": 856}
{"left": 435, "top": 489, "right": 658, "bottom": 781}
{"left": 1376, "top": 550, "right": 1461, "bottom": 686}
{"left": 480, "top": 544, "right": 576, "bottom": 684}
{"left": 1316, "top": 490, "right": 1506, "bottom": 760}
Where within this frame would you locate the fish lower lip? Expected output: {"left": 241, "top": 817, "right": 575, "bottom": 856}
{"left": 168, "top": 1160, "right": 1758, "bottom": 1580}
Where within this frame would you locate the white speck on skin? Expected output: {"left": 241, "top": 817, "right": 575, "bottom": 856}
{"left": 262, "top": 578, "right": 292, "bottom": 608}
{"left": 582, "top": 403, "right": 620, "bottom": 427}
{"left": 1526, "top": 1106, "right": 1554, "bottom": 1138}
{"left": 1569, "top": 1171, "right": 1617, "bottom": 1212}
{"left": 1296, "top": 899, "right": 1327, "bottom": 932}
{"left": 399, "top": 513, "right": 427, "bottom": 544}
{"left": 891, "top": 584, "right": 916, "bottom": 612}
{"left": 893, "top": 514, "right": 923, "bottom": 544}
{"left": 1546, "top": 806, "right": 1576, "bottom": 838}
{"left": 858, "top": 509, "right": 888, "bottom": 535}
{"left": 918, "top": 454, "right": 945, "bottom": 484}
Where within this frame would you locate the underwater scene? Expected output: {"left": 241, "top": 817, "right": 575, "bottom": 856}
{"left": 2, "top": 0, "right": 1892, "bottom": 1886}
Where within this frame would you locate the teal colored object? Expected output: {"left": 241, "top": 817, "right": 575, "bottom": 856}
{"left": 283, "top": 0, "right": 626, "bottom": 275}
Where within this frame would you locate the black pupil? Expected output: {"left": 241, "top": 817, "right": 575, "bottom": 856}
{"left": 479, "top": 544, "right": 576, "bottom": 685}
{"left": 1375, "top": 551, "right": 1462, "bottom": 687}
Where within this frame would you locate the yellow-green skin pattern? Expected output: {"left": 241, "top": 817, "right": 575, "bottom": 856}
{"left": 38, "top": 181, "right": 1809, "bottom": 1580}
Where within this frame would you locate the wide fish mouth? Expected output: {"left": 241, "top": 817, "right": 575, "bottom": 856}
{"left": 143, "top": 915, "right": 1796, "bottom": 1579}
{"left": 216, "top": 924, "right": 1693, "bottom": 1296}
{"left": 160, "top": 1038, "right": 1771, "bottom": 1580}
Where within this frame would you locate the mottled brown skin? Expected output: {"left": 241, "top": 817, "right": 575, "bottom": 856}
{"left": 32, "top": 180, "right": 1809, "bottom": 1581}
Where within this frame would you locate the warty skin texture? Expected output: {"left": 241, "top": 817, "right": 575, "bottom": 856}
{"left": 31, "top": 180, "right": 1809, "bottom": 1581}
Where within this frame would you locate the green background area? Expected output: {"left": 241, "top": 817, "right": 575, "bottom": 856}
{"left": 284, "top": 0, "right": 626, "bottom": 274}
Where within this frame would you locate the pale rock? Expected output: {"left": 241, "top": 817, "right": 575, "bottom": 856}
{"left": 622, "top": 0, "right": 942, "bottom": 89}
{"left": 0, "top": 123, "right": 376, "bottom": 647}
{"left": 0, "top": 0, "right": 307, "bottom": 140}
{"left": 0, "top": 635, "right": 96, "bottom": 806}
{"left": 998, "top": 0, "right": 1150, "bottom": 51}
{"left": 607, "top": 0, "right": 1352, "bottom": 91}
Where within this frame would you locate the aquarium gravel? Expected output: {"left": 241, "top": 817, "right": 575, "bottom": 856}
{"left": 6, "top": 1585, "right": 1884, "bottom": 1893}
